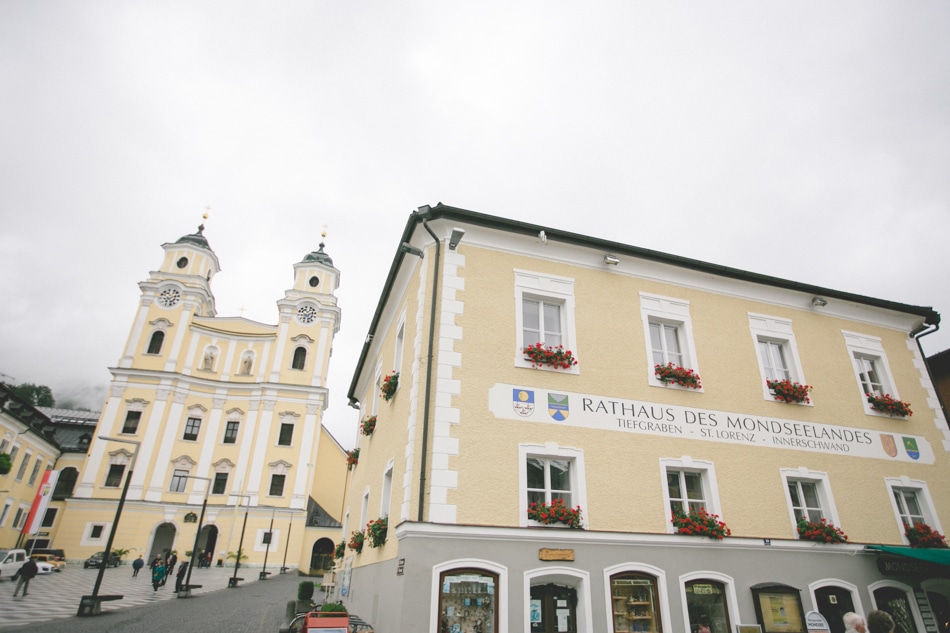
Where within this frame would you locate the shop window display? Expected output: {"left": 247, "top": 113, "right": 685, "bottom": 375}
{"left": 439, "top": 569, "right": 497, "bottom": 633}
{"left": 686, "top": 580, "right": 731, "bottom": 633}
{"left": 611, "top": 573, "right": 662, "bottom": 633}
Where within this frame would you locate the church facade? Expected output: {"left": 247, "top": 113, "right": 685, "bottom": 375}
{"left": 337, "top": 204, "right": 949, "bottom": 633}
{"left": 51, "top": 224, "right": 347, "bottom": 574}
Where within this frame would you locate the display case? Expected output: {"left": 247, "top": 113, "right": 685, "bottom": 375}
{"left": 610, "top": 574, "right": 662, "bottom": 633}
{"left": 439, "top": 569, "right": 497, "bottom": 633}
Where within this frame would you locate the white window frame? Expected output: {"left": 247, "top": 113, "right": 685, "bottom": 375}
{"left": 27, "top": 457, "right": 43, "bottom": 486}
{"left": 780, "top": 468, "right": 839, "bottom": 537}
{"left": 660, "top": 457, "right": 721, "bottom": 532}
{"left": 885, "top": 477, "right": 942, "bottom": 543}
{"left": 394, "top": 312, "right": 406, "bottom": 374}
{"left": 843, "top": 331, "right": 901, "bottom": 416}
{"left": 518, "top": 443, "right": 587, "bottom": 528}
{"left": 360, "top": 487, "right": 370, "bottom": 529}
{"left": 514, "top": 270, "right": 579, "bottom": 374}
{"left": 80, "top": 521, "right": 111, "bottom": 546}
{"left": 749, "top": 314, "right": 809, "bottom": 403}
{"left": 0, "top": 499, "right": 12, "bottom": 527}
{"left": 15, "top": 449, "right": 33, "bottom": 481}
{"left": 380, "top": 460, "right": 394, "bottom": 519}
{"left": 372, "top": 364, "right": 382, "bottom": 416}
{"left": 641, "top": 293, "right": 700, "bottom": 389}
{"left": 169, "top": 468, "right": 190, "bottom": 493}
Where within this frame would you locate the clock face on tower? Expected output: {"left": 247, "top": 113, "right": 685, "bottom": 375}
{"left": 296, "top": 305, "right": 317, "bottom": 324}
{"left": 158, "top": 287, "right": 181, "bottom": 308}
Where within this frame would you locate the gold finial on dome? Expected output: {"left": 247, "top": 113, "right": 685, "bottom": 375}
{"left": 203, "top": 205, "right": 210, "bottom": 221}
{"left": 322, "top": 223, "right": 328, "bottom": 240}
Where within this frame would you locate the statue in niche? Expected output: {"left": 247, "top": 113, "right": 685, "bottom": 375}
{"left": 241, "top": 356, "right": 253, "bottom": 375}
{"left": 202, "top": 349, "right": 216, "bottom": 371}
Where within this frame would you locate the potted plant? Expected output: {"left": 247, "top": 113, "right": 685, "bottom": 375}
{"left": 905, "top": 522, "right": 948, "bottom": 548}
{"left": 655, "top": 363, "right": 702, "bottom": 389}
{"left": 797, "top": 518, "right": 848, "bottom": 543}
{"left": 334, "top": 541, "right": 345, "bottom": 559}
{"left": 347, "top": 530, "right": 365, "bottom": 554}
{"left": 297, "top": 580, "right": 316, "bottom": 613}
{"left": 226, "top": 550, "right": 249, "bottom": 564}
{"left": 522, "top": 343, "right": 578, "bottom": 369}
{"left": 527, "top": 499, "right": 584, "bottom": 528}
{"left": 767, "top": 379, "right": 812, "bottom": 404}
{"left": 360, "top": 415, "right": 377, "bottom": 436}
{"left": 671, "top": 508, "right": 731, "bottom": 540}
{"left": 866, "top": 393, "right": 912, "bottom": 417}
{"left": 346, "top": 448, "right": 360, "bottom": 470}
{"left": 380, "top": 371, "right": 399, "bottom": 402}
{"left": 320, "top": 602, "right": 347, "bottom": 613}
{"left": 367, "top": 517, "right": 389, "bottom": 548}
{"left": 0, "top": 453, "right": 11, "bottom": 476}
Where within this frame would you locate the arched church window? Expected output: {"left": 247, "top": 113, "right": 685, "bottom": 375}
{"left": 292, "top": 347, "right": 307, "bottom": 370}
{"left": 147, "top": 330, "right": 165, "bottom": 355}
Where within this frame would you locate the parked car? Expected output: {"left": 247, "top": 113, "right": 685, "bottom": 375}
{"left": 83, "top": 551, "right": 121, "bottom": 568}
{"left": 31, "top": 554, "right": 65, "bottom": 571}
{"left": 0, "top": 549, "right": 28, "bottom": 581}
{"left": 33, "top": 560, "right": 55, "bottom": 575}
{"left": 30, "top": 548, "right": 66, "bottom": 562}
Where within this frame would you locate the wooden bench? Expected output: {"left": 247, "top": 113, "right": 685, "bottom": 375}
{"left": 228, "top": 577, "right": 244, "bottom": 588}
{"left": 176, "top": 584, "right": 203, "bottom": 598}
{"left": 259, "top": 571, "right": 272, "bottom": 580}
{"left": 77, "top": 594, "right": 124, "bottom": 616}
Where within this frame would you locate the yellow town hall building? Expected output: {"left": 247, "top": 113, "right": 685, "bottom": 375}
{"left": 48, "top": 224, "right": 347, "bottom": 573}
{"left": 336, "top": 204, "right": 948, "bottom": 633}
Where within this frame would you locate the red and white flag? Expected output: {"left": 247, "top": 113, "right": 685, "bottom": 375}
{"left": 23, "top": 469, "right": 60, "bottom": 535}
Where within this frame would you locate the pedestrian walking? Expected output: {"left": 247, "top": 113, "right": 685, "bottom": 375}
{"left": 151, "top": 558, "right": 166, "bottom": 592}
{"left": 132, "top": 555, "right": 145, "bottom": 577}
{"left": 175, "top": 561, "right": 189, "bottom": 593}
{"left": 12, "top": 558, "right": 39, "bottom": 597}
{"left": 165, "top": 552, "right": 177, "bottom": 580}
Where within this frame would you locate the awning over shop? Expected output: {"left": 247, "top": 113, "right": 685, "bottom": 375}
{"left": 866, "top": 545, "right": 950, "bottom": 566}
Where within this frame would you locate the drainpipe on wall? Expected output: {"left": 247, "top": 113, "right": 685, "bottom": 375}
{"left": 911, "top": 321, "right": 948, "bottom": 430}
{"left": 417, "top": 210, "right": 441, "bottom": 523}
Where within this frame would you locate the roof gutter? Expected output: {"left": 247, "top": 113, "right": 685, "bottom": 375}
{"left": 911, "top": 321, "right": 948, "bottom": 429}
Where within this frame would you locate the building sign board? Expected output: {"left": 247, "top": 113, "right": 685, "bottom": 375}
{"left": 491, "top": 384, "right": 933, "bottom": 463}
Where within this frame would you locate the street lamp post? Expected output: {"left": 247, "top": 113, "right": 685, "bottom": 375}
{"left": 229, "top": 494, "right": 251, "bottom": 588}
{"left": 179, "top": 475, "right": 211, "bottom": 598}
{"left": 77, "top": 436, "right": 140, "bottom": 617}
{"left": 259, "top": 506, "right": 277, "bottom": 580}
{"left": 280, "top": 514, "right": 293, "bottom": 574}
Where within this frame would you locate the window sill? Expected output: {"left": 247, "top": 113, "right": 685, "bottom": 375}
{"left": 182, "top": 437, "right": 199, "bottom": 442}
{"left": 525, "top": 520, "right": 584, "bottom": 530}
{"left": 650, "top": 380, "right": 703, "bottom": 393}
{"left": 516, "top": 361, "right": 580, "bottom": 375}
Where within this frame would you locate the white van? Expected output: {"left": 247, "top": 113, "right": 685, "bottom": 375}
{"left": 0, "top": 549, "right": 28, "bottom": 581}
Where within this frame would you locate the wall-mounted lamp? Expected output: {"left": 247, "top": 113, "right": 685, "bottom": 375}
{"left": 604, "top": 254, "right": 620, "bottom": 266}
{"left": 811, "top": 297, "right": 828, "bottom": 307}
{"left": 448, "top": 228, "right": 465, "bottom": 250}
{"left": 400, "top": 243, "right": 424, "bottom": 258}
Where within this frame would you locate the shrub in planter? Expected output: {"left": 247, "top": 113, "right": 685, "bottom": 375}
{"left": 654, "top": 363, "right": 702, "bottom": 389}
{"left": 367, "top": 517, "right": 388, "bottom": 548}
{"left": 797, "top": 518, "right": 848, "bottom": 543}
{"left": 360, "top": 415, "right": 377, "bottom": 436}
{"left": 671, "top": 508, "right": 731, "bottom": 540}
{"left": 905, "top": 522, "right": 948, "bottom": 548}
{"left": 0, "top": 453, "right": 11, "bottom": 476}
{"left": 767, "top": 379, "right": 812, "bottom": 404}
{"left": 380, "top": 371, "right": 399, "bottom": 401}
{"left": 298, "top": 580, "right": 315, "bottom": 601}
{"left": 321, "top": 601, "right": 348, "bottom": 613}
{"left": 347, "top": 530, "right": 365, "bottom": 553}
{"left": 866, "top": 393, "right": 912, "bottom": 417}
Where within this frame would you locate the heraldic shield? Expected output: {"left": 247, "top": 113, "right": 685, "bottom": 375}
{"left": 513, "top": 389, "right": 535, "bottom": 417}
{"left": 548, "top": 393, "right": 569, "bottom": 421}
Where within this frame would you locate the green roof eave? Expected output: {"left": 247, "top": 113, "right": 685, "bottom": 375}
{"left": 346, "top": 203, "right": 941, "bottom": 407}
{"left": 866, "top": 544, "right": 950, "bottom": 566}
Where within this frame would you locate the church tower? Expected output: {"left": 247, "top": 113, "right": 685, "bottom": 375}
{"left": 60, "top": 223, "right": 347, "bottom": 574}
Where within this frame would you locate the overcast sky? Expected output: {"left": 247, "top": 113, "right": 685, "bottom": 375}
{"left": 2, "top": 2, "right": 948, "bottom": 449}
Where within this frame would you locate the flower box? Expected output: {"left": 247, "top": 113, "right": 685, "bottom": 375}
{"left": 767, "top": 379, "right": 812, "bottom": 404}
{"left": 527, "top": 499, "right": 584, "bottom": 528}
{"left": 334, "top": 541, "right": 345, "bottom": 559}
{"left": 654, "top": 363, "right": 702, "bottom": 389}
{"left": 671, "top": 508, "right": 730, "bottom": 540}
{"left": 905, "top": 522, "right": 948, "bottom": 549}
{"left": 797, "top": 518, "right": 848, "bottom": 543}
{"left": 523, "top": 343, "right": 578, "bottom": 369}
{"left": 346, "top": 448, "right": 360, "bottom": 470}
{"left": 347, "top": 530, "right": 365, "bottom": 553}
{"left": 367, "top": 517, "right": 388, "bottom": 548}
{"left": 361, "top": 415, "right": 377, "bottom": 436}
{"left": 867, "top": 393, "right": 912, "bottom": 417}
{"left": 380, "top": 371, "right": 399, "bottom": 402}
